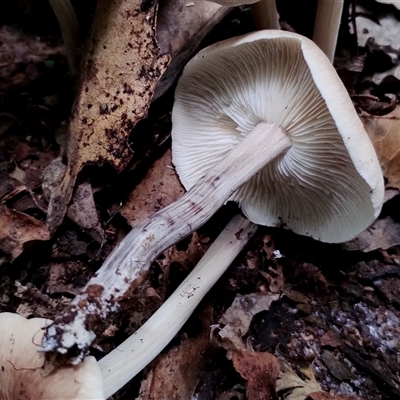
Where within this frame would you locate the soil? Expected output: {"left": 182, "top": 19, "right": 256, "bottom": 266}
{"left": 1, "top": 1, "right": 400, "bottom": 399}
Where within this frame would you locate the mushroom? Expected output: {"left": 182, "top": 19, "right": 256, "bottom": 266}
{"left": 209, "top": 0, "right": 345, "bottom": 62}
{"left": 312, "top": 0, "right": 344, "bottom": 62}
{"left": 41, "top": 30, "right": 384, "bottom": 364}
{"left": 0, "top": 312, "right": 105, "bottom": 399}
{"left": 208, "top": 0, "right": 280, "bottom": 30}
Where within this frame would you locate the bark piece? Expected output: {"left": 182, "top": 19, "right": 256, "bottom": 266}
{"left": 45, "top": 0, "right": 170, "bottom": 233}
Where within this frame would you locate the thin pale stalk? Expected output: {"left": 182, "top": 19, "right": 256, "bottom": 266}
{"left": 312, "top": 0, "right": 344, "bottom": 63}
{"left": 41, "top": 122, "right": 291, "bottom": 364}
{"left": 251, "top": 0, "right": 280, "bottom": 30}
{"left": 99, "top": 214, "right": 257, "bottom": 398}
{"left": 48, "top": 0, "right": 81, "bottom": 76}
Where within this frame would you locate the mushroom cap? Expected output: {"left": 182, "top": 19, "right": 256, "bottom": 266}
{"left": 0, "top": 313, "right": 105, "bottom": 400}
{"left": 171, "top": 30, "right": 384, "bottom": 243}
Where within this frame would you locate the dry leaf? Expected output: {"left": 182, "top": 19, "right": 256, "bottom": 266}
{"left": 136, "top": 307, "right": 212, "bottom": 400}
{"left": 154, "top": 0, "right": 228, "bottom": 99}
{"left": 45, "top": 0, "right": 170, "bottom": 233}
{"left": 218, "top": 293, "right": 279, "bottom": 340}
{"left": 342, "top": 216, "right": 400, "bottom": 252}
{"left": 276, "top": 359, "right": 322, "bottom": 400}
{"left": 362, "top": 107, "right": 400, "bottom": 189}
{"left": 67, "top": 181, "right": 104, "bottom": 243}
{"left": 121, "top": 149, "right": 185, "bottom": 227}
{"left": 231, "top": 350, "right": 280, "bottom": 400}
{"left": 308, "top": 393, "right": 364, "bottom": 400}
{"left": 0, "top": 205, "right": 49, "bottom": 260}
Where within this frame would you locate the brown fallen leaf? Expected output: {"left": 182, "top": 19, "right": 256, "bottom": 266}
{"left": 0, "top": 26, "right": 64, "bottom": 92}
{"left": 154, "top": 0, "right": 229, "bottom": 100}
{"left": 219, "top": 293, "right": 280, "bottom": 339}
{"left": 67, "top": 181, "right": 104, "bottom": 243}
{"left": 342, "top": 216, "right": 400, "bottom": 252}
{"left": 121, "top": 149, "right": 185, "bottom": 228}
{"left": 362, "top": 106, "right": 400, "bottom": 189}
{"left": 45, "top": 0, "right": 170, "bottom": 233}
{"left": 308, "top": 392, "right": 364, "bottom": 400}
{"left": 136, "top": 307, "right": 212, "bottom": 400}
{"left": 231, "top": 350, "right": 280, "bottom": 400}
{"left": 0, "top": 205, "right": 49, "bottom": 260}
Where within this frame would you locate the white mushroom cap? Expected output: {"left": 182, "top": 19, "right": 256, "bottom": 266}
{"left": 172, "top": 30, "right": 384, "bottom": 243}
{"left": 0, "top": 313, "right": 105, "bottom": 400}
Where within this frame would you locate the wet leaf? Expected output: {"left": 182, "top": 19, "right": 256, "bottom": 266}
{"left": 342, "top": 216, "right": 400, "bottom": 252}
{"left": 0, "top": 205, "right": 49, "bottom": 260}
{"left": 362, "top": 107, "right": 400, "bottom": 189}
{"left": 136, "top": 307, "right": 212, "bottom": 400}
{"left": 231, "top": 350, "right": 280, "bottom": 400}
{"left": 121, "top": 149, "right": 184, "bottom": 228}
{"left": 67, "top": 181, "right": 104, "bottom": 243}
{"left": 219, "top": 293, "right": 280, "bottom": 338}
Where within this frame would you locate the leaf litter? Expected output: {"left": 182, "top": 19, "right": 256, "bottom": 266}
{"left": 2, "top": 1, "right": 400, "bottom": 399}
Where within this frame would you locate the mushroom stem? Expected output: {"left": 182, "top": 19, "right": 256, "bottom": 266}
{"left": 312, "top": 0, "right": 344, "bottom": 62}
{"left": 41, "top": 122, "right": 291, "bottom": 363}
{"left": 48, "top": 0, "right": 81, "bottom": 76}
{"left": 99, "top": 214, "right": 258, "bottom": 398}
{"left": 251, "top": 0, "right": 280, "bottom": 30}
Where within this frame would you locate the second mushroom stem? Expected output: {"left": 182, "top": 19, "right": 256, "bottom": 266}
{"left": 99, "top": 214, "right": 258, "bottom": 398}
{"left": 42, "top": 122, "right": 291, "bottom": 362}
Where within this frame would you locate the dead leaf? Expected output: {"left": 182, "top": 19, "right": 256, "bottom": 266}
{"left": 136, "top": 307, "right": 212, "bottom": 400}
{"left": 276, "top": 359, "right": 322, "bottom": 400}
{"left": 0, "top": 205, "right": 49, "bottom": 260}
{"left": 320, "top": 330, "right": 342, "bottom": 348}
{"left": 231, "top": 350, "right": 280, "bottom": 400}
{"left": 67, "top": 181, "right": 104, "bottom": 243}
{"left": 362, "top": 107, "right": 400, "bottom": 189}
{"left": 307, "top": 393, "right": 364, "bottom": 400}
{"left": 342, "top": 216, "right": 400, "bottom": 252}
{"left": 45, "top": 0, "right": 170, "bottom": 233}
{"left": 121, "top": 149, "right": 185, "bottom": 227}
{"left": 154, "top": 0, "right": 229, "bottom": 100}
{"left": 218, "top": 293, "right": 280, "bottom": 344}
{"left": 0, "top": 26, "right": 64, "bottom": 92}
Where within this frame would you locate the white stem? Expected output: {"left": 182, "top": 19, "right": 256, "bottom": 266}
{"left": 312, "top": 0, "right": 344, "bottom": 63}
{"left": 99, "top": 214, "right": 258, "bottom": 398}
{"left": 251, "top": 0, "right": 280, "bottom": 30}
{"left": 42, "top": 122, "right": 291, "bottom": 363}
{"left": 48, "top": 0, "right": 80, "bottom": 76}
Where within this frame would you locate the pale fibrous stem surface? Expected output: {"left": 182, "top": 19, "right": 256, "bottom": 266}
{"left": 99, "top": 214, "right": 258, "bottom": 398}
{"left": 41, "top": 122, "right": 290, "bottom": 363}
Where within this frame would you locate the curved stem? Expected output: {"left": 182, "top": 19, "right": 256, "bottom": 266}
{"left": 41, "top": 122, "right": 290, "bottom": 364}
{"left": 99, "top": 214, "right": 258, "bottom": 398}
{"left": 312, "top": 0, "right": 344, "bottom": 63}
{"left": 48, "top": 0, "right": 81, "bottom": 76}
{"left": 251, "top": 0, "right": 280, "bottom": 30}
